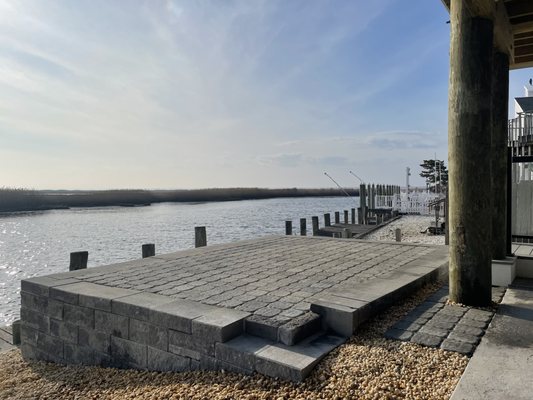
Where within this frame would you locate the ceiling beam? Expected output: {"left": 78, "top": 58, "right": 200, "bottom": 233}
{"left": 505, "top": 0, "right": 533, "bottom": 19}
{"left": 511, "top": 21, "right": 533, "bottom": 34}
{"left": 514, "top": 44, "right": 533, "bottom": 57}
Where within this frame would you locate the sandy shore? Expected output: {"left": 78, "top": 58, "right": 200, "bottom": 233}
{"left": 0, "top": 282, "right": 466, "bottom": 400}
{"left": 365, "top": 215, "right": 446, "bottom": 245}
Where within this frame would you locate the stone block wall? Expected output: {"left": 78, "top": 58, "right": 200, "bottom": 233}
{"left": 20, "top": 277, "right": 251, "bottom": 373}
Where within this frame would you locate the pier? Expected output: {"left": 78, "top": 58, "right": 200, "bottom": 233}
{"left": 19, "top": 235, "right": 447, "bottom": 381}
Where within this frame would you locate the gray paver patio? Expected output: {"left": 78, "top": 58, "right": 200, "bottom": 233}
{"left": 19, "top": 235, "right": 449, "bottom": 380}
{"left": 67, "top": 236, "right": 438, "bottom": 330}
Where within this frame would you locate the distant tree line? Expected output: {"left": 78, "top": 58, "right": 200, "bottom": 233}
{"left": 0, "top": 187, "right": 359, "bottom": 213}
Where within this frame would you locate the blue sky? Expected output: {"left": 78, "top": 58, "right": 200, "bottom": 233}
{"left": 0, "top": 0, "right": 531, "bottom": 190}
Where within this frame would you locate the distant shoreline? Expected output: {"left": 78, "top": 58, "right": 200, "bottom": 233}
{"left": 0, "top": 187, "right": 359, "bottom": 213}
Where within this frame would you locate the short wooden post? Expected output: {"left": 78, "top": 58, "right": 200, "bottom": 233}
{"left": 324, "top": 213, "right": 331, "bottom": 226}
{"left": 351, "top": 208, "right": 356, "bottom": 224}
{"left": 342, "top": 228, "right": 351, "bottom": 238}
{"left": 312, "top": 216, "right": 319, "bottom": 236}
{"left": 195, "top": 226, "right": 207, "bottom": 247}
{"left": 357, "top": 207, "right": 363, "bottom": 224}
{"left": 69, "top": 251, "right": 88, "bottom": 271}
{"left": 334, "top": 212, "right": 340, "bottom": 224}
{"left": 142, "top": 243, "right": 155, "bottom": 258}
{"left": 332, "top": 232, "right": 340, "bottom": 238}
{"left": 285, "top": 221, "right": 292, "bottom": 235}
{"left": 11, "top": 320, "right": 20, "bottom": 345}
{"left": 344, "top": 210, "right": 349, "bottom": 224}
{"left": 300, "top": 218, "right": 307, "bottom": 236}
{"left": 395, "top": 228, "right": 401, "bottom": 242}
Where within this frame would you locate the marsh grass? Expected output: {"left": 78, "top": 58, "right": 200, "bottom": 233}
{"left": 0, "top": 187, "right": 358, "bottom": 212}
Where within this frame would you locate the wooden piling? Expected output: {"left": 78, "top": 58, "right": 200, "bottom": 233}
{"left": 142, "top": 243, "right": 155, "bottom": 258}
{"left": 351, "top": 208, "right": 356, "bottom": 224}
{"left": 195, "top": 226, "right": 207, "bottom": 247}
{"left": 342, "top": 228, "right": 351, "bottom": 238}
{"left": 312, "top": 216, "right": 319, "bottom": 236}
{"left": 69, "top": 251, "right": 88, "bottom": 271}
{"left": 491, "top": 50, "right": 509, "bottom": 260}
{"left": 359, "top": 184, "right": 367, "bottom": 225}
{"left": 344, "top": 210, "right": 349, "bottom": 224}
{"left": 448, "top": 0, "right": 493, "bottom": 306}
{"left": 334, "top": 212, "right": 340, "bottom": 224}
{"left": 395, "top": 228, "right": 401, "bottom": 242}
{"left": 285, "top": 221, "right": 292, "bottom": 236}
{"left": 324, "top": 213, "right": 331, "bottom": 227}
{"left": 300, "top": 218, "right": 307, "bottom": 236}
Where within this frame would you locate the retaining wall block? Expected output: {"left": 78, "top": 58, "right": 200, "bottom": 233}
{"left": 49, "top": 318, "right": 78, "bottom": 344}
{"left": 109, "top": 336, "right": 147, "bottom": 369}
{"left": 168, "top": 329, "right": 215, "bottom": 357}
{"left": 94, "top": 310, "right": 129, "bottom": 338}
{"left": 129, "top": 319, "right": 168, "bottom": 351}
{"left": 78, "top": 326, "right": 111, "bottom": 354}
{"left": 21, "top": 292, "right": 63, "bottom": 320}
{"left": 147, "top": 346, "right": 189, "bottom": 372}
{"left": 63, "top": 304, "right": 94, "bottom": 329}
{"left": 20, "top": 308, "right": 50, "bottom": 334}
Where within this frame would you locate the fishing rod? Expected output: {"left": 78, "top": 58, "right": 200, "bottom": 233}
{"left": 349, "top": 170, "right": 364, "bottom": 184}
{"left": 324, "top": 172, "right": 355, "bottom": 200}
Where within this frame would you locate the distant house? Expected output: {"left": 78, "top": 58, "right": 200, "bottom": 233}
{"left": 514, "top": 81, "right": 533, "bottom": 117}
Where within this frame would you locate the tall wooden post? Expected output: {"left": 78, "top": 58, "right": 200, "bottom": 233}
{"left": 491, "top": 50, "right": 509, "bottom": 260}
{"left": 69, "top": 251, "right": 88, "bottom": 271}
{"left": 324, "top": 213, "right": 331, "bottom": 226}
{"left": 343, "top": 210, "right": 349, "bottom": 224}
{"left": 300, "top": 218, "right": 307, "bottom": 236}
{"left": 195, "top": 227, "right": 207, "bottom": 247}
{"left": 351, "top": 208, "right": 356, "bottom": 224}
{"left": 312, "top": 216, "right": 319, "bottom": 236}
{"left": 448, "top": 0, "right": 493, "bottom": 306}
{"left": 285, "top": 221, "right": 292, "bottom": 236}
{"left": 334, "top": 212, "right": 340, "bottom": 224}
{"left": 359, "top": 184, "right": 367, "bottom": 225}
{"left": 142, "top": 243, "right": 155, "bottom": 258}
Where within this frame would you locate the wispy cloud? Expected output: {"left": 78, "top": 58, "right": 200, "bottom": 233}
{"left": 0, "top": 0, "right": 451, "bottom": 189}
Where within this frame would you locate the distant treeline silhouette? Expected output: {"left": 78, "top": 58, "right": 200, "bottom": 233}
{"left": 0, "top": 187, "right": 359, "bottom": 213}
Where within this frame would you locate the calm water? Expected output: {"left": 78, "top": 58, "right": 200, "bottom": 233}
{"left": 0, "top": 196, "right": 358, "bottom": 324}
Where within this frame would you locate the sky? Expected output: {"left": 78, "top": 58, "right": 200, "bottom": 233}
{"left": 1, "top": 0, "right": 532, "bottom": 190}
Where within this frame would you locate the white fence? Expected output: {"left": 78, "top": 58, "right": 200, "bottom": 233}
{"left": 392, "top": 192, "right": 441, "bottom": 215}
{"left": 512, "top": 180, "right": 533, "bottom": 236}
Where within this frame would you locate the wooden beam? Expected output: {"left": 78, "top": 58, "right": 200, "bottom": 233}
{"left": 515, "top": 53, "right": 533, "bottom": 63}
{"left": 510, "top": 14, "right": 533, "bottom": 26}
{"left": 510, "top": 59, "right": 533, "bottom": 69}
{"left": 514, "top": 44, "right": 533, "bottom": 57}
{"left": 512, "top": 21, "right": 533, "bottom": 34}
{"left": 506, "top": 0, "right": 533, "bottom": 19}
{"left": 515, "top": 37, "right": 533, "bottom": 47}
{"left": 515, "top": 31, "right": 533, "bottom": 39}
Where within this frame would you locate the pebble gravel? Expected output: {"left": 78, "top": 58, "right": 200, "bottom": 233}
{"left": 0, "top": 283, "right": 468, "bottom": 400}
{"left": 365, "top": 216, "right": 445, "bottom": 245}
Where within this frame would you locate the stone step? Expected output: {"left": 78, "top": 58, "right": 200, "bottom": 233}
{"left": 0, "top": 322, "right": 20, "bottom": 345}
{"left": 309, "top": 258, "right": 448, "bottom": 337}
{"left": 215, "top": 332, "right": 346, "bottom": 381}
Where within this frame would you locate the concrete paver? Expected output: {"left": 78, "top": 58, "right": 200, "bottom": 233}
{"left": 451, "top": 278, "right": 533, "bottom": 400}
{"left": 385, "top": 286, "right": 506, "bottom": 355}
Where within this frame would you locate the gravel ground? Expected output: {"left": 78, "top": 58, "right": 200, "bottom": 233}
{"left": 0, "top": 282, "right": 467, "bottom": 400}
{"left": 365, "top": 216, "right": 445, "bottom": 245}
